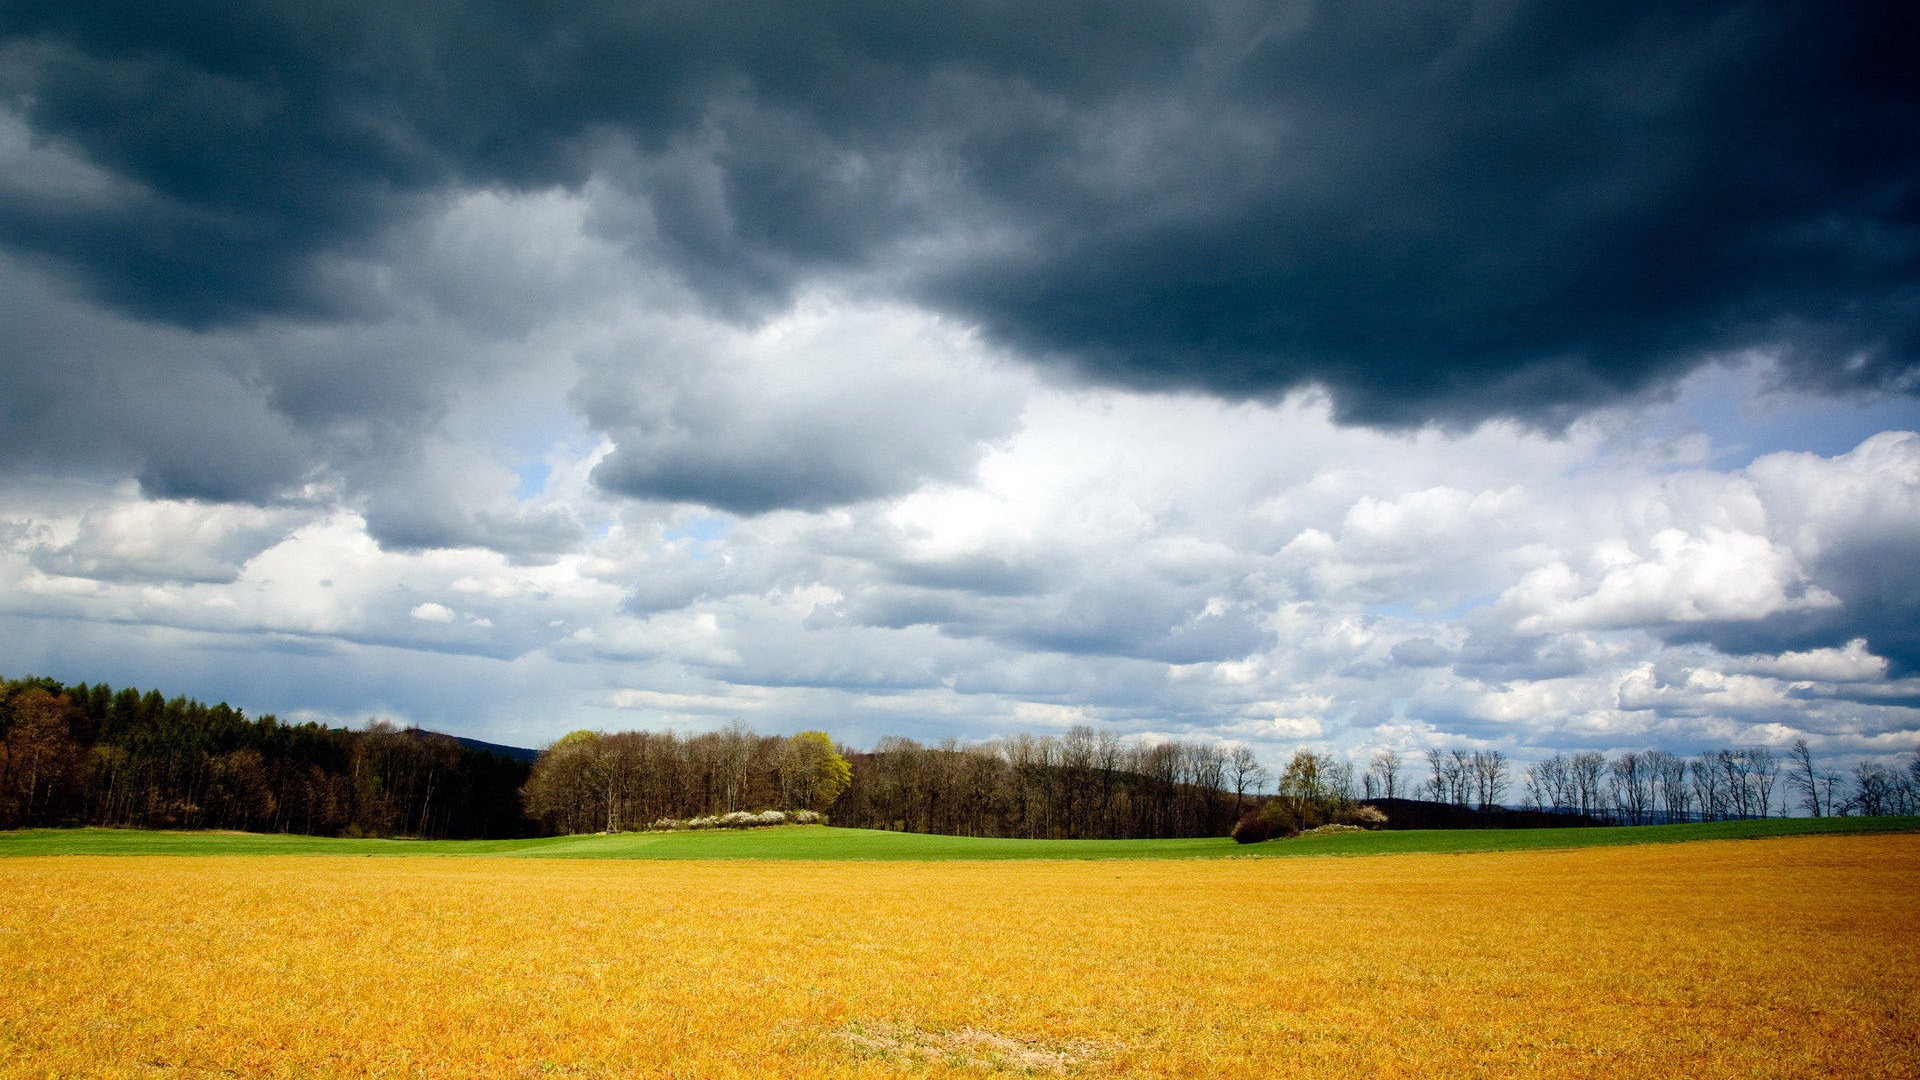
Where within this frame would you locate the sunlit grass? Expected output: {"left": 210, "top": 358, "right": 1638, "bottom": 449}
{"left": 1, "top": 815, "right": 1912, "bottom": 859}
{"left": 2, "top": 834, "right": 1915, "bottom": 1077}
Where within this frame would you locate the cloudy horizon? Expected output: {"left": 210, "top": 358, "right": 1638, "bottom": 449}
{"left": 3, "top": 1, "right": 1916, "bottom": 771}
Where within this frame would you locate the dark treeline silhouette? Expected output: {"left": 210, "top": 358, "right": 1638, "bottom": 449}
{"left": 0, "top": 677, "right": 532, "bottom": 838}
{"left": 829, "top": 728, "right": 1265, "bottom": 839}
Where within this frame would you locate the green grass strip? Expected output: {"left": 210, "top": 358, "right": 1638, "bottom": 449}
{"left": 0, "top": 815, "right": 1914, "bottom": 860}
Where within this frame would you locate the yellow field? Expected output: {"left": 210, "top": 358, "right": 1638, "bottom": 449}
{"left": 2, "top": 835, "right": 1915, "bottom": 1079}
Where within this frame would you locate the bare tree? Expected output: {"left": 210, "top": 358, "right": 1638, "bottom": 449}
{"left": 1185, "top": 742, "right": 1229, "bottom": 836}
{"left": 1818, "top": 770, "right": 1845, "bottom": 817}
{"left": 1094, "top": 729, "right": 1124, "bottom": 836}
{"left": 600, "top": 731, "right": 651, "bottom": 830}
{"left": 1744, "top": 747, "right": 1780, "bottom": 819}
{"left": 1607, "top": 752, "right": 1653, "bottom": 825}
{"left": 1786, "top": 738, "right": 1823, "bottom": 817}
{"left": 1644, "top": 750, "right": 1690, "bottom": 823}
{"left": 1425, "top": 748, "right": 1450, "bottom": 804}
{"left": 1327, "top": 757, "right": 1358, "bottom": 804}
{"left": 1853, "top": 760, "right": 1913, "bottom": 816}
{"left": 1525, "top": 753, "right": 1574, "bottom": 812}
{"left": 1446, "top": 749, "right": 1472, "bottom": 807}
{"left": 1570, "top": 751, "right": 1607, "bottom": 819}
{"left": 716, "top": 720, "right": 755, "bottom": 812}
{"left": 1372, "top": 749, "right": 1402, "bottom": 801}
{"left": 1522, "top": 758, "right": 1548, "bottom": 811}
{"left": 1228, "top": 745, "right": 1267, "bottom": 820}
{"left": 1469, "top": 750, "right": 1510, "bottom": 809}
{"left": 1689, "top": 755, "right": 1724, "bottom": 820}
{"left": 1894, "top": 754, "right": 1920, "bottom": 816}
{"left": 1716, "top": 749, "right": 1755, "bottom": 819}
{"left": 1060, "top": 725, "right": 1097, "bottom": 836}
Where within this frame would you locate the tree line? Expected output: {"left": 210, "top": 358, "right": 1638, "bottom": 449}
{"left": 1355, "top": 744, "right": 1920, "bottom": 825}
{"left": 0, "top": 677, "right": 532, "bottom": 838}
{"left": 7, "top": 673, "right": 1916, "bottom": 841}
{"left": 518, "top": 724, "right": 1264, "bottom": 840}
{"left": 828, "top": 728, "right": 1267, "bottom": 839}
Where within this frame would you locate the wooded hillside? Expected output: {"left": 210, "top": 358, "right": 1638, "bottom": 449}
{"left": 0, "top": 677, "right": 531, "bottom": 838}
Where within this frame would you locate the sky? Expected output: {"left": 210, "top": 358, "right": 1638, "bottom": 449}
{"left": 1, "top": 1, "right": 1917, "bottom": 771}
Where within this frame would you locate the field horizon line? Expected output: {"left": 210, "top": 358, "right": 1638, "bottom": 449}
{"left": 2, "top": 815, "right": 1916, "bottom": 861}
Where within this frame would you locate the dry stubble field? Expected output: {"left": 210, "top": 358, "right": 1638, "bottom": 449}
{"left": 2, "top": 834, "right": 1916, "bottom": 1079}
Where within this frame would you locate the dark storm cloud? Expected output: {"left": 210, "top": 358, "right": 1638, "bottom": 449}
{"left": 0, "top": 250, "right": 586, "bottom": 560}
{"left": 4, "top": 1, "right": 1912, "bottom": 427}
{"left": 0, "top": 0, "right": 1194, "bottom": 322}
{"left": 929, "top": 1, "right": 1920, "bottom": 424}
{"left": 0, "top": 257, "right": 315, "bottom": 501}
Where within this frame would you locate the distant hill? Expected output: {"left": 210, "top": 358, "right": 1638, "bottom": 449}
{"left": 450, "top": 735, "right": 540, "bottom": 763}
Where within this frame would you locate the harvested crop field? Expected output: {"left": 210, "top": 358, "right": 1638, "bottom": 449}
{"left": 3, "top": 834, "right": 1916, "bottom": 1079}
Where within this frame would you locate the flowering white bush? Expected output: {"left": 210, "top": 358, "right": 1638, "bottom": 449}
{"left": 645, "top": 809, "right": 826, "bottom": 832}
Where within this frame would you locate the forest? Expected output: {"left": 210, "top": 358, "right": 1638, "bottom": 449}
{"left": 839, "top": 733, "right": 1267, "bottom": 839}
{"left": 0, "top": 676, "right": 530, "bottom": 838}
{"left": 516, "top": 725, "right": 1260, "bottom": 839}
{"left": 0, "top": 676, "right": 1273, "bottom": 841}
{"left": 3, "top": 675, "right": 1916, "bottom": 840}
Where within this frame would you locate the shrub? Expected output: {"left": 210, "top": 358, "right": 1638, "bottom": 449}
{"left": 644, "top": 809, "right": 826, "bottom": 832}
{"left": 1296, "top": 823, "right": 1367, "bottom": 838}
{"left": 1334, "top": 803, "right": 1389, "bottom": 828}
{"left": 1230, "top": 809, "right": 1279, "bottom": 844}
{"left": 1231, "top": 801, "right": 1308, "bottom": 844}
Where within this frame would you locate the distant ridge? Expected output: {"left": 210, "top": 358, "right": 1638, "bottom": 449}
{"left": 450, "top": 735, "right": 541, "bottom": 763}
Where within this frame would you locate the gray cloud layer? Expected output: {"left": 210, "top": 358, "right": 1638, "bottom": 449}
{"left": 3, "top": 0, "right": 1914, "bottom": 430}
